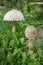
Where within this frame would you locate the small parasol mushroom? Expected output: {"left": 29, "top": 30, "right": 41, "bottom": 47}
{"left": 25, "top": 25, "right": 37, "bottom": 55}
{"left": 3, "top": 9, "right": 24, "bottom": 33}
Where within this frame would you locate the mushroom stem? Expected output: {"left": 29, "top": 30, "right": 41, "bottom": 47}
{"left": 12, "top": 22, "right": 16, "bottom": 33}
{"left": 29, "top": 39, "right": 34, "bottom": 55}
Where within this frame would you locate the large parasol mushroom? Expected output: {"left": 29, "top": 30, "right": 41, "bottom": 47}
{"left": 3, "top": 9, "right": 24, "bottom": 33}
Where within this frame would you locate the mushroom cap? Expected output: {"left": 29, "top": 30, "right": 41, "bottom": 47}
{"left": 3, "top": 9, "right": 24, "bottom": 21}
{"left": 25, "top": 25, "right": 37, "bottom": 39}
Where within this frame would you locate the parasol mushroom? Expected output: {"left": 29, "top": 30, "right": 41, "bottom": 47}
{"left": 3, "top": 9, "right": 24, "bottom": 33}
{"left": 25, "top": 25, "right": 37, "bottom": 55}
{"left": 36, "top": 29, "right": 43, "bottom": 41}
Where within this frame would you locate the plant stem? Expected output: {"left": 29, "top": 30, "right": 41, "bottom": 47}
{"left": 12, "top": 22, "right": 16, "bottom": 34}
{"left": 29, "top": 39, "right": 34, "bottom": 55}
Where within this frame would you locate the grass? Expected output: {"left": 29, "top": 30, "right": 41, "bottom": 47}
{"left": 0, "top": 7, "right": 43, "bottom": 65}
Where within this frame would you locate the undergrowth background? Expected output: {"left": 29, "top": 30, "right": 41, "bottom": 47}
{"left": 0, "top": 1, "right": 43, "bottom": 65}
